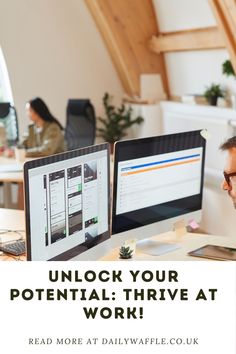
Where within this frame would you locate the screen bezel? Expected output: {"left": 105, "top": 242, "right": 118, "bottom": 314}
{"left": 112, "top": 131, "right": 206, "bottom": 235}
{"left": 24, "top": 143, "right": 110, "bottom": 261}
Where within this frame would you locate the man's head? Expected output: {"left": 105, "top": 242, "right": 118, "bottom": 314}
{"left": 220, "top": 136, "right": 236, "bottom": 208}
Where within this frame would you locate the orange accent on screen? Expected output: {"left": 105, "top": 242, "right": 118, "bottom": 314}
{"left": 121, "top": 158, "right": 200, "bottom": 176}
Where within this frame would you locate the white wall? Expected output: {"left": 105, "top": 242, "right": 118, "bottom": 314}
{"left": 161, "top": 102, "right": 236, "bottom": 238}
{"left": 164, "top": 50, "right": 230, "bottom": 96}
{"left": 153, "top": 0, "right": 234, "bottom": 97}
{"left": 202, "top": 184, "right": 236, "bottom": 237}
{"left": 0, "top": 0, "right": 123, "bottom": 135}
{"left": 153, "top": 0, "right": 216, "bottom": 31}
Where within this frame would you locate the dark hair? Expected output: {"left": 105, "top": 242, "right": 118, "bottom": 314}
{"left": 28, "top": 97, "right": 63, "bottom": 130}
{"left": 220, "top": 136, "right": 236, "bottom": 150}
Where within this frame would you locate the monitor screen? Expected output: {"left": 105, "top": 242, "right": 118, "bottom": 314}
{"left": 24, "top": 143, "right": 110, "bottom": 260}
{"left": 112, "top": 131, "right": 206, "bottom": 235}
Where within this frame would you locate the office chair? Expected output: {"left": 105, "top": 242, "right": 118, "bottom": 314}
{"left": 65, "top": 99, "right": 96, "bottom": 150}
{"left": 0, "top": 102, "right": 19, "bottom": 146}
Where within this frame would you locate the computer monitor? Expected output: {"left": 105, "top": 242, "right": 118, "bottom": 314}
{"left": 112, "top": 131, "right": 206, "bottom": 237}
{"left": 24, "top": 143, "right": 110, "bottom": 260}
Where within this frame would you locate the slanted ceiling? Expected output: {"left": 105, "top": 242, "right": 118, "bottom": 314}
{"left": 208, "top": 0, "right": 236, "bottom": 74}
{"left": 86, "top": 0, "right": 236, "bottom": 96}
{"left": 86, "top": 0, "right": 169, "bottom": 96}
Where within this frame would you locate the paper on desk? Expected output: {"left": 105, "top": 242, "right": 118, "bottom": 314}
{"left": 136, "top": 239, "right": 180, "bottom": 256}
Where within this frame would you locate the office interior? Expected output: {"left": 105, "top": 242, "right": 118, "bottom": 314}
{"left": 0, "top": 0, "right": 236, "bottom": 261}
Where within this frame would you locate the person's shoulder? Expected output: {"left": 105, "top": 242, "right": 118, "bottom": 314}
{"left": 45, "top": 121, "right": 61, "bottom": 132}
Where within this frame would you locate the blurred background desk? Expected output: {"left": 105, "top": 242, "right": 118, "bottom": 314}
{"left": 0, "top": 208, "right": 25, "bottom": 261}
{"left": 0, "top": 156, "right": 24, "bottom": 209}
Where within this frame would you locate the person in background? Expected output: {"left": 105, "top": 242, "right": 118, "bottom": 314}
{"left": 22, "top": 97, "right": 65, "bottom": 157}
{"left": 221, "top": 136, "right": 236, "bottom": 209}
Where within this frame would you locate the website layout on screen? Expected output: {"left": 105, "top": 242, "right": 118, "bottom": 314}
{"left": 28, "top": 150, "right": 108, "bottom": 260}
{"left": 116, "top": 147, "right": 203, "bottom": 215}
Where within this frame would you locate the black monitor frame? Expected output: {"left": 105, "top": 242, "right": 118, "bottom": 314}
{"left": 24, "top": 143, "right": 110, "bottom": 260}
{"left": 112, "top": 131, "right": 206, "bottom": 235}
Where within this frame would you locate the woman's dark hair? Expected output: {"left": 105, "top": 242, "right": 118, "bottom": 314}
{"left": 28, "top": 97, "right": 63, "bottom": 130}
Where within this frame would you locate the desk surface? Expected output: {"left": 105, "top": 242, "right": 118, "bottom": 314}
{"left": 0, "top": 208, "right": 235, "bottom": 261}
{"left": 73, "top": 226, "right": 236, "bottom": 261}
{"left": 98, "top": 232, "right": 236, "bottom": 261}
{"left": 0, "top": 208, "right": 25, "bottom": 260}
{"left": 0, "top": 157, "right": 24, "bottom": 182}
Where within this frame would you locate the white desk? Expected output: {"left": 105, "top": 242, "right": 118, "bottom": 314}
{"left": 0, "top": 156, "right": 34, "bottom": 209}
{"left": 0, "top": 157, "right": 24, "bottom": 182}
{"left": 0, "top": 208, "right": 25, "bottom": 261}
{"left": 72, "top": 229, "right": 236, "bottom": 261}
{"left": 0, "top": 157, "right": 24, "bottom": 209}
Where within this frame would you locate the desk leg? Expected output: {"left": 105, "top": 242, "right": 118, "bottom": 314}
{"left": 17, "top": 182, "right": 24, "bottom": 210}
{"left": 3, "top": 182, "right": 24, "bottom": 210}
{"left": 3, "top": 182, "right": 13, "bottom": 208}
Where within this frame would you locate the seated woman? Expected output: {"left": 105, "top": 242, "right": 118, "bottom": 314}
{"left": 22, "top": 97, "right": 65, "bottom": 157}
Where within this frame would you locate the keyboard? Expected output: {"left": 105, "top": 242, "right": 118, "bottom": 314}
{"left": 0, "top": 240, "right": 26, "bottom": 256}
